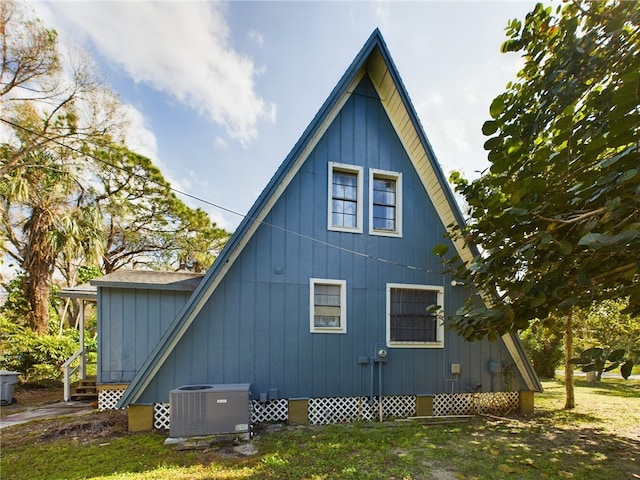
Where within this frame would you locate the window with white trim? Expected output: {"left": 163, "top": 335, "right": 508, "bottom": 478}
{"left": 328, "top": 163, "right": 363, "bottom": 233}
{"left": 310, "top": 278, "right": 347, "bottom": 333}
{"left": 369, "top": 169, "right": 402, "bottom": 237}
{"left": 386, "top": 284, "right": 443, "bottom": 347}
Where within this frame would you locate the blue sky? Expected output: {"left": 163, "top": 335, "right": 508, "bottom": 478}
{"left": 32, "top": 0, "right": 538, "bottom": 232}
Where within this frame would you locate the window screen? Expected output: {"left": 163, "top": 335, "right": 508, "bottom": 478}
{"left": 389, "top": 288, "right": 438, "bottom": 342}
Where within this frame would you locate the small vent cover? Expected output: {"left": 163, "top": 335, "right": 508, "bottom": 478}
{"left": 169, "top": 383, "right": 251, "bottom": 437}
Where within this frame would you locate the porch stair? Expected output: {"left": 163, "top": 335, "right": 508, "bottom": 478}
{"left": 70, "top": 377, "right": 98, "bottom": 402}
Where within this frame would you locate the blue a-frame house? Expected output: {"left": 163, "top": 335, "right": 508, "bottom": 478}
{"left": 94, "top": 29, "right": 540, "bottom": 429}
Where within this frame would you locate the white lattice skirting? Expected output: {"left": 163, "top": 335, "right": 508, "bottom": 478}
{"left": 150, "top": 392, "right": 518, "bottom": 429}
{"left": 151, "top": 399, "right": 288, "bottom": 430}
{"left": 252, "top": 399, "right": 288, "bottom": 423}
{"left": 308, "top": 395, "right": 416, "bottom": 425}
{"left": 433, "top": 392, "right": 519, "bottom": 416}
{"left": 98, "top": 388, "right": 126, "bottom": 411}
{"left": 154, "top": 403, "right": 171, "bottom": 430}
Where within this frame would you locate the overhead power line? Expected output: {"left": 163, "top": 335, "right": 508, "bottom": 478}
{"left": 0, "top": 117, "right": 441, "bottom": 274}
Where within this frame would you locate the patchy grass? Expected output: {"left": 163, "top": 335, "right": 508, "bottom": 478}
{"left": 1, "top": 379, "right": 639, "bottom": 480}
{"left": 537, "top": 378, "right": 640, "bottom": 438}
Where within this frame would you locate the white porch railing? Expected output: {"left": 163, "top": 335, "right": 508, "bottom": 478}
{"left": 62, "top": 348, "right": 96, "bottom": 401}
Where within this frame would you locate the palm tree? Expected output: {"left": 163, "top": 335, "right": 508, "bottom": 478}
{"left": 1, "top": 146, "right": 103, "bottom": 333}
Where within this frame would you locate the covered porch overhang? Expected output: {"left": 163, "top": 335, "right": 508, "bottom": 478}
{"left": 58, "top": 284, "right": 97, "bottom": 401}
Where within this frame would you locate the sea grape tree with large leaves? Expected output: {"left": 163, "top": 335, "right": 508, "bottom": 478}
{"left": 438, "top": 1, "right": 640, "bottom": 341}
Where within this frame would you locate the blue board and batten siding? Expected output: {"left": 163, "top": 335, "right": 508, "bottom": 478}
{"left": 135, "top": 75, "right": 525, "bottom": 404}
{"left": 97, "top": 287, "right": 193, "bottom": 384}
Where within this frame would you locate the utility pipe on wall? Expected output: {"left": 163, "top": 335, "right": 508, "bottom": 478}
{"left": 369, "top": 358, "right": 375, "bottom": 406}
{"left": 378, "top": 361, "right": 383, "bottom": 422}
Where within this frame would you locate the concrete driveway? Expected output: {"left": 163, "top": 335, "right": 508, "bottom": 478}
{"left": 0, "top": 401, "right": 94, "bottom": 429}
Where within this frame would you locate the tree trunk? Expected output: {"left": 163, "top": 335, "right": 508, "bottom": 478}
{"left": 23, "top": 207, "right": 55, "bottom": 334}
{"left": 25, "top": 267, "right": 51, "bottom": 334}
{"left": 564, "top": 310, "right": 575, "bottom": 409}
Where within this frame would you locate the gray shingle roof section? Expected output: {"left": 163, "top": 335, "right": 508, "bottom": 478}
{"left": 90, "top": 270, "right": 204, "bottom": 292}
{"left": 58, "top": 283, "right": 97, "bottom": 301}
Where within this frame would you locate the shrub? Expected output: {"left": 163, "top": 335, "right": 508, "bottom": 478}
{"left": 520, "top": 324, "right": 564, "bottom": 379}
{"left": 0, "top": 317, "right": 82, "bottom": 382}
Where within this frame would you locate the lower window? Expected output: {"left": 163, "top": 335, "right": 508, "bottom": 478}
{"left": 387, "top": 284, "right": 444, "bottom": 347}
{"left": 310, "top": 278, "right": 347, "bottom": 333}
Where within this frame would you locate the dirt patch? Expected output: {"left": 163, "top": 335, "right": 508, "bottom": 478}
{"left": 39, "top": 410, "right": 128, "bottom": 442}
{"left": 2, "top": 409, "right": 129, "bottom": 446}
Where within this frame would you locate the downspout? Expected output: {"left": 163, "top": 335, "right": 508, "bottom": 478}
{"left": 370, "top": 359, "right": 375, "bottom": 405}
{"left": 373, "top": 344, "right": 388, "bottom": 421}
{"left": 378, "top": 361, "right": 383, "bottom": 422}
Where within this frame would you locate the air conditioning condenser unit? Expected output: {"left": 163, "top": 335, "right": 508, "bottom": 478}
{"left": 169, "top": 383, "right": 251, "bottom": 438}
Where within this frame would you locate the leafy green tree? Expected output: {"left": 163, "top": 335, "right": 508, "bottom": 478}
{"left": 0, "top": 315, "right": 93, "bottom": 382}
{"left": 0, "top": 274, "right": 30, "bottom": 326}
{"left": 436, "top": 0, "right": 639, "bottom": 408}
{"left": 520, "top": 318, "right": 564, "bottom": 378}
{"left": 1, "top": 146, "right": 104, "bottom": 333}
{"left": 1, "top": 2, "right": 229, "bottom": 334}
{"left": 0, "top": 0, "right": 124, "bottom": 177}
{"left": 90, "top": 146, "right": 230, "bottom": 274}
{"left": 1, "top": 0, "right": 122, "bottom": 333}
{"left": 438, "top": 0, "right": 639, "bottom": 339}
{"left": 571, "top": 299, "right": 639, "bottom": 379}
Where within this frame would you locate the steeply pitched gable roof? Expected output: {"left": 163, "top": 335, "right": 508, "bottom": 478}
{"left": 117, "top": 29, "right": 540, "bottom": 407}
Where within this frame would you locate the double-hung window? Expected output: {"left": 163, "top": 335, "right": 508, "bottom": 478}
{"left": 369, "top": 169, "right": 402, "bottom": 237}
{"left": 310, "top": 278, "right": 347, "bottom": 333}
{"left": 328, "top": 163, "right": 363, "bottom": 233}
{"left": 386, "top": 284, "right": 443, "bottom": 348}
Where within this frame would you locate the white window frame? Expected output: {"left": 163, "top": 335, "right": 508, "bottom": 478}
{"left": 386, "top": 283, "right": 444, "bottom": 348}
{"left": 328, "top": 162, "right": 363, "bottom": 233}
{"left": 369, "top": 168, "right": 402, "bottom": 237}
{"left": 310, "top": 278, "right": 347, "bottom": 334}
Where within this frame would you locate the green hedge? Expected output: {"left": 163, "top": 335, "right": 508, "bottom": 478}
{"left": 0, "top": 317, "right": 95, "bottom": 382}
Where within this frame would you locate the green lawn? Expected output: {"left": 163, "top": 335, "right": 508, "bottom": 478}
{"left": 1, "top": 379, "right": 638, "bottom": 480}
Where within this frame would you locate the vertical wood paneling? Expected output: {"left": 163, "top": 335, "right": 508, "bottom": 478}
{"left": 253, "top": 283, "right": 271, "bottom": 393}
{"left": 283, "top": 282, "right": 300, "bottom": 396}
{"left": 223, "top": 280, "right": 241, "bottom": 382}
{"left": 268, "top": 283, "right": 285, "bottom": 389}
{"left": 299, "top": 170, "right": 315, "bottom": 280}
{"left": 97, "top": 290, "right": 108, "bottom": 384}
{"left": 134, "top": 291, "right": 148, "bottom": 371}
{"left": 208, "top": 283, "right": 225, "bottom": 381}
{"left": 238, "top": 280, "right": 255, "bottom": 385}
{"left": 99, "top": 287, "right": 193, "bottom": 385}
{"left": 111, "top": 289, "right": 123, "bottom": 379}
{"left": 121, "top": 294, "right": 135, "bottom": 381}
{"left": 133, "top": 73, "right": 527, "bottom": 404}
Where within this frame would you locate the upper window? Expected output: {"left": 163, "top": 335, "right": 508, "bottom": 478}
{"left": 386, "top": 284, "right": 443, "bottom": 348}
{"left": 369, "top": 169, "right": 402, "bottom": 237}
{"left": 310, "top": 278, "right": 347, "bottom": 334}
{"left": 328, "top": 163, "right": 363, "bottom": 233}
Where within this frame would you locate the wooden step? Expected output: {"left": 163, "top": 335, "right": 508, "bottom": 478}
{"left": 70, "top": 378, "right": 98, "bottom": 402}
{"left": 74, "top": 387, "right": 97, "bottom": 394}
{"left": 70, "top": 394, "right": 98, "bottom": 402}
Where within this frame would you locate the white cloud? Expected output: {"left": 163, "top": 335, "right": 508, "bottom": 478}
{"left": 371, "top": 1, "right": 392, "bottom": 30}
{"left": 248, "top": 30, "right": 264, "bottom": 48}
{"left": 214, "top": 137, "right": 229, "bottom": 149}
{"left": 443, "top": 118, "right": 471, "bottom": 157}
{"left": 121, "top": 104, "right": 158, "bottom": 161}
{"left": 42, "top": 1, "right": 275, "bottom": 145}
